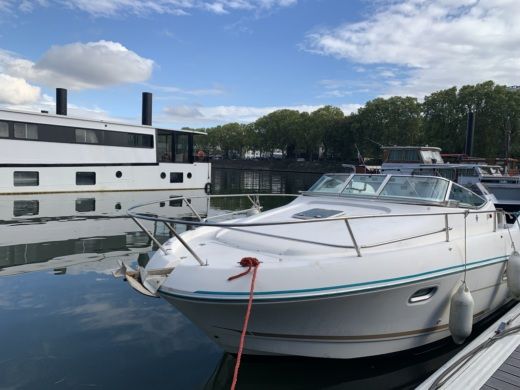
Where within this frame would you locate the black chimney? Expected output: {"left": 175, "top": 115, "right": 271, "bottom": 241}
{"left": 142, "top": 92, "right": 152, "bottom": 126}
{"left": 56, "top": 88, "right": 67, "bottom": 116}
{"left": 465, "top": 111, "right": 475, "bottom": 157}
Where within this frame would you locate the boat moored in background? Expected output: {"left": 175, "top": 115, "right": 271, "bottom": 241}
{"left": 380, "top": 145, "right": 520, "bottom": 213}
{"left": 0, "top": 89, "right": 211, "bottom": 194}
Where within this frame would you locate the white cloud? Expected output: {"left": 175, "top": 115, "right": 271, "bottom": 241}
{"left": 10, "top": 0, "right": 296, "bottom": 17}
{"left": 317, "top": 78, "right": 383, "bottom": 98}
{"left": 147, "top": 83, "right": 226, "bottom": 97}
{"left": 0, "top": 0, "right": 12, "bottom": 12}
{"left": 162, "top": 103, "right": 361, "bottom": 126}
{"left": 0, "top": 74, "right": 41, "bottom": 104}
{"left": 305, "top": 0, "right": 520, "bottom": 97}
{"left": 0, "top": 91, "right": 117, "bottom": 121}
{"left": 1, "top": 41, "right": 153, "bottom": 90}
{"left": 204, "top": 2, "right": 228, "bottom": 14}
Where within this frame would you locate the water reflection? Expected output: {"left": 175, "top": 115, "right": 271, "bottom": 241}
{"left": 0, "top": 190, "right": 208, "bottom": 276}
{"left": 211, "top": 169, "right": 321, "bottom": 194}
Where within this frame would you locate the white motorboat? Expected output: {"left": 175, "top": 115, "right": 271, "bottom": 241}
{"left": 122, "top": 173, "right": 520, "bottom": 359}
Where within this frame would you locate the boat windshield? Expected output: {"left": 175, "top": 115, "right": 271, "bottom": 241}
{"left": 307, "top": 174, "right": 350, "bottom": 193}
{"left": 308, "top": 174, "right": 460, "bottom": 204}
{"left": 341, "top": 175, "right": 449, "bottom": 202}
{"left": 377, "top": 176, "right": 449, "bottom": 202}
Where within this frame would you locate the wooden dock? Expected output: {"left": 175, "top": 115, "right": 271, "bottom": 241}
{"left": 418, "top": 303, "right": 520, "bottom": 389}
{"left": 482, "top": 345, "right": 520, "bottom": 390}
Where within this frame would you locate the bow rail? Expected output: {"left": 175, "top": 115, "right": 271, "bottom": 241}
{"left": 128, "top": 193, "right": 508, "bottom": 265}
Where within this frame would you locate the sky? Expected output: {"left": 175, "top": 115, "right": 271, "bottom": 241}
{"left": 0, "top": 0, "right": 519, "bottom": 129}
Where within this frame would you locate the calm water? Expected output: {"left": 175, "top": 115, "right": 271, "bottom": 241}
{"left": 0, "top": 169, "right": 506, "bottom": 389}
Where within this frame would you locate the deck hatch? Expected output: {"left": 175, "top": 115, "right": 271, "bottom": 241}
{"left": 292, "top": 208, "right": 343, "bottom": 220}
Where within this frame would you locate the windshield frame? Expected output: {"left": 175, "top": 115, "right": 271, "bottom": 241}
{"left": 303, "top": 173, "right": 487, "bottom": 209}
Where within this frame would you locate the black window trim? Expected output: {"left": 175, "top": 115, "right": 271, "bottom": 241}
{"left": 4, "top": 119, "right": 154, "bottom": 149}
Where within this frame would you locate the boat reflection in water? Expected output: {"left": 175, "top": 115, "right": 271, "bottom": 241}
{"left": 0, "top": 190, "right": 209, "bottom": 276}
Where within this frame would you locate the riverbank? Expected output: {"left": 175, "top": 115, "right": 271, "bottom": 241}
{"left": 211, "top": 159, "right": 350, "bottom": 173}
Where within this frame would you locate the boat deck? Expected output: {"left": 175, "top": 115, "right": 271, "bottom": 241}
{"left": 482, "top": 345, "right": 520, "bottom": 389}
{"left": 417, "top": 302, "right": 520, "bottom": 389}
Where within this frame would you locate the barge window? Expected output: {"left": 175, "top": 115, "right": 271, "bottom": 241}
{"left": 75, "top": 129, "right": 100, "bottom": 144}
{"left": 170, "top": 172, "right": 183, "bottom": 183}
{"left": 13, "top": 171, "right": 39, "bottom": 186}
{"left": 76, "top": 172, "right": 96, "bottom": 185}
{"left": 157, "top": 131, "right": 173, "bottom": 162}
{"left": 128, "top": 133, "right": 153, "bottom": 148}
{"left": 14, "top": 123, "right": 38, "bottom": 140}
{"left": 3, "top": 120, "right": 155, "bottom": 149}
{"left": 174, "top": 134, "right": 190, "bottom": 163}
{"left": 0, "top": 121, "right": 8, "bottom": 137}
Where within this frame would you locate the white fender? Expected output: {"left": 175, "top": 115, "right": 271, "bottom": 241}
{"left": 449, "top": 282, "right": 474, "bottom": 345}
{"left": 507, "top": 251, "right": 520, "bottom": 300}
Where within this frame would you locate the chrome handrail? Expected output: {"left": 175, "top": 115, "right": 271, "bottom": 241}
{"left": 128, "top": 193, "right": 507, "bottom": 264}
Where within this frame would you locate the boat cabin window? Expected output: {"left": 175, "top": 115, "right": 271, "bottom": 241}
{"left": 478, "top": 166, "right": 503, "bottom": 176}
{"left": 76, "top": 172, "right": 96, "bottom": 186}
{"left": 14, "top": 123, "right": 38, "bottom": 140}
{"left": 128, "top": 133, "right": 152, "bottom": 148}
{"left": 157, "top": 131, "right": 173, "bottom": 162}
{"left": 174, "top": 133, "right": 190, "bottom": 163}
{"left": 342, "top": 175, "right": 385, "bottom": 196}
{"left": 75, "top": 129, "right": 100, "bottom": 144}
{"left": 156, "top": 130, "right": 194, "bottom": 163}
{"left": 170, "top": 172, "right": 183, "bottom": 183}
{"left": 387, "top": 149, "right": 421, "bottom": 163}
{"left": 379, "top": 176, "right": 449, "bottom": 202}
{"left": 420, "top": 150, "right": 444, "bottom": 164}
{"left": 13, "top": 171, "right": 39, "bottom": 187}
{"left": 0, "top": 121, "right": 8, "bottom": 137}
{"left": 308, "top": 174, "right": 349, "bottom": 193}
{"left": 448, "top": 183, "right": 485, "bottom": 208}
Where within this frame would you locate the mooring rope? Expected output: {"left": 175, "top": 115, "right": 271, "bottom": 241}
{"left": 227, "top": 257, "right": 260, "bottom": 390}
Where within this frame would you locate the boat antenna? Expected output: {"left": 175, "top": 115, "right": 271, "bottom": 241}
{"left": 355, "top": 143, "right": 366, "bottom": 166}
{"left": 366, "top": 138, "right": 383, "bottom": 149}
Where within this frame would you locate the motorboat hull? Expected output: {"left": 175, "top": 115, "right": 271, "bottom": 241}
{"left": 159, "top": 261, "right": 509, "bottom": 359}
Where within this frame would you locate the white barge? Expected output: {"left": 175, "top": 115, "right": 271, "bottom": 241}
{"left": 0, "top": 89, "right": 211, "bottom": 194}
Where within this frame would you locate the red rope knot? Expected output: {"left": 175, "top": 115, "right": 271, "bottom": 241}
{"left": 227, "top": 257, "right": 260, "bottom": 281}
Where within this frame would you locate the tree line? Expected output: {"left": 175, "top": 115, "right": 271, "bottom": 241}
{"left": 193, "top": 81, "right": 520, "bottom": 162}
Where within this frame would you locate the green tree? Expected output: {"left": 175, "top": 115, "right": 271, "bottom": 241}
{"left": 254, "top": 109, "right": 302, "bottom": 157}
{"left": 352, "top": 96, "right": 423, "bottom": 158}
{"left": 309, "top": 106, "right": 345, "bottom": 159}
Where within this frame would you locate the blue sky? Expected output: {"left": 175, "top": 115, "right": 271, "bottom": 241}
{"left": 0, "top": 0, "right": 518, "bottom": 128}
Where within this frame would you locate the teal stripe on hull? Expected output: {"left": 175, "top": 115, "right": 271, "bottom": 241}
{"left": 159, "top": 255, "right": 508, "bottom": 303}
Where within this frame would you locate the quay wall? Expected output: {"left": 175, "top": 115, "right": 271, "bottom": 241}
{"left": 212, "top": 159, "right": 349, "bottom": 174}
